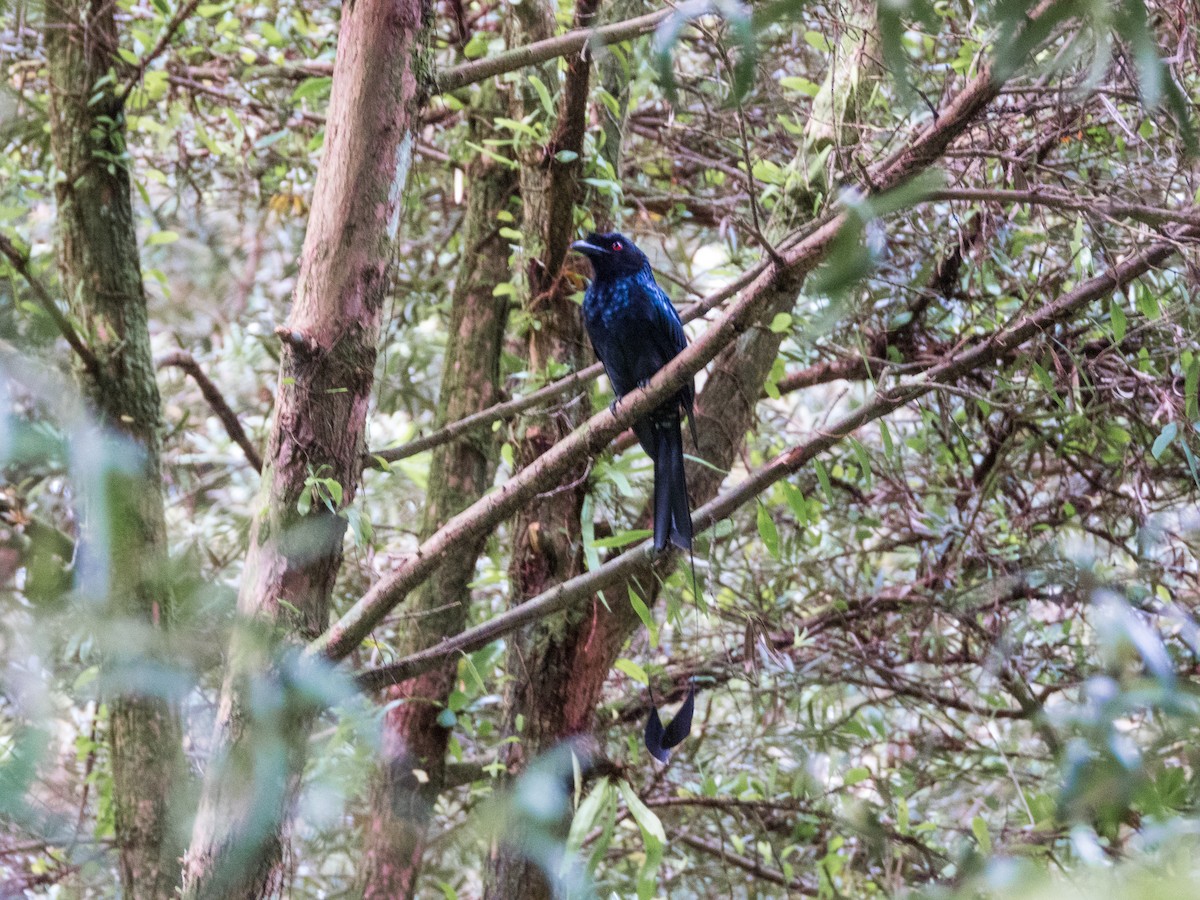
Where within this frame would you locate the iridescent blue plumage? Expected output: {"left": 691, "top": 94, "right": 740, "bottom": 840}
{"left": 572, "top": 231, "right": 695, "bottom": 551}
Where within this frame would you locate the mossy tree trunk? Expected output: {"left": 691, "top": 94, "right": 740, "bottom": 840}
{"left": 44, "top": 0, "right": 184, "bottom": 894}
{"left": 359, "top": 92, "right": 516, "bottom": 898}
{"left": 181, "top": 0, "right": 432, "bottom": 896}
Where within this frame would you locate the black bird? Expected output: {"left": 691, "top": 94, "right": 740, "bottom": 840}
{"left": 571, "top": 232, "right": 696, "bottom": 552}
{"left": 644, "top": 683, "right": 696, "bottom": 764}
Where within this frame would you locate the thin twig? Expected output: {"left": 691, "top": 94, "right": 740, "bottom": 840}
{"left": 0, "top": 234, "right": 101, "bottom": 378}
{"left": 156, "top": 349, "right": 263, "bottom": 472}
{"left": 121, "top": 0, "right": 206, "bottom": 96}
{"left": 436, "top": 9, "right": 670, "bottom": 94}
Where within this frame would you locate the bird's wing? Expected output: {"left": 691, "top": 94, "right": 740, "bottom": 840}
{"left": 633, "top": 272, "right": 696, "bottom": 426}
{"left": 633, "top": 272, "right": 688, "bottom": 361}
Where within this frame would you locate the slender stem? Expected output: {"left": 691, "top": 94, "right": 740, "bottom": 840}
{"left": 930, "top": 187, "right": 1200, "bottom": 225}
{"left": 436, "top": 9, "right": 670, "bottom": 94}
{"left": 0, "top": 234, "right": 102, "bottom": 378}
{"left": 156, "top": 349, "right": 263, "bottom": 472}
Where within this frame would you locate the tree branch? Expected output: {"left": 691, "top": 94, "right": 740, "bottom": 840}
{"left": 676, "top": 832, "right": 816, "bottom": 894}
{"left": 436, "top": 9, "right": 669, "bottom": 95}
{"left": 930, "top": 187, "right": 1200, "bottom": 226}
{"left": 367, "top": 263, "right": 763, "bottom": 466}
{"left": 120, "top": 0, "right": 206, "bottom": 96}
{"left": 0, "top": 235, "right": 102, "bottom": 379}
{"left": 156, "top": 349, "right": 263, "bottom": 473}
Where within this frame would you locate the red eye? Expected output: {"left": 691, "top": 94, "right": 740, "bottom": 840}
{"left": 611, "top": 241, "right": 623, "bottom": 251}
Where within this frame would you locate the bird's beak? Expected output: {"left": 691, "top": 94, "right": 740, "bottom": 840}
{"left": 571, "top": 238, "right": 608, "bottom": 257}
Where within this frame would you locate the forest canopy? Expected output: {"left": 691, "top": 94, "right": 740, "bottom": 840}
{"left": 2, "top": 0, "right": 1200, "bottom": 896}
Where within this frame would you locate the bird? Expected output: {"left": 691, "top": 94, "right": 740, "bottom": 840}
{"left": 571, "top": 231, "right": 696, "bottom": 552}
{"left": 644, "top": 682, "right": 696, "bottom": 763}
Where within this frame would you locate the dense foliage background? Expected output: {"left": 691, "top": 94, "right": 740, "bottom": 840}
{"left": 2, "top": 0, "right": 1200, "bottom": 895}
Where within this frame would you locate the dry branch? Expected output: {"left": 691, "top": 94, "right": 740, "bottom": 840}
{"left": 156, "top": 349, "right": 263, "bottom": 472}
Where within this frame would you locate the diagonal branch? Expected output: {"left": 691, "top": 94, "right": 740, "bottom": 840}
{"left": 930, "top": 187, "right": 1200, "bottom": 225}
{"left": 120, "top": 0, "right": 206, "bottom": 96}
{"left": 0, "top": 234, "right": 101, "bottom": 379}
{"left": 156, "top": 349, "right": 263, "bottom": 472}
{"left": 677, "top": 832, "right": 816, "bottom": 894}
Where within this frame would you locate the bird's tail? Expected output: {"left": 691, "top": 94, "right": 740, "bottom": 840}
{"left": 653, "top": 414, "right": 692, "bottom": 551}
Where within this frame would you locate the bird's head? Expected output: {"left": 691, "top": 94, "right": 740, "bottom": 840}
{"left": 571, "top": 231, "right": 648, "bottom": 281}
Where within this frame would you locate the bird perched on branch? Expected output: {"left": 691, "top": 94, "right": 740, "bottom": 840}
{"left": 571, "top": 231, "right": 697, "bottom": 552}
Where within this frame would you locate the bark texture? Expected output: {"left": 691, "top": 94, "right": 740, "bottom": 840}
{"left": 360, "top": 97, "right": 515, "bottom": 898}
{"left": 182, "top": 0, "right": 432, "bottom": 895}
{"left": 44, "top": 0, "right": 184, "bottom": 894}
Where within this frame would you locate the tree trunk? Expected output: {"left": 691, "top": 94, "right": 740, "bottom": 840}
{"left": 43, "top": 1, "right": 184, "bottom": 894}
{"left": 359, "top": 95, "right": 515, "bottom": 898}
{"left": 182, "top": 1, "right": 432, "bottom": 895}
{"left": 483, "top": 4, "right": 599, "bottom": 897}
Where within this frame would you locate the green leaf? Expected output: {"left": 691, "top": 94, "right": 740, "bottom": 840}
{"left": 463, "top": 30, "right": 489, "bottom": 59}
{"left": 292, "top": 76, "right": 332, "bottom": 103}
{"left": 1110, "top": 298, "right": 1127, "bottom": 343}
{"left": 757, "top": 504, "right": 779, "bottom": 558}
{"left": 260, "top": 22, "right": 284, "bottom": 46}
{"left": 1151, "top": 422, "right": 1177, "bottom": 459}
{"left": 971, "top": 815, "right": 991, "bottom": 854}
{"left": 553, "top": 150, "right": 578, "bottom": 164}
{"left": 628, "top": 587, "right": 658, "bottom": 649}
{"left": 768, "top": 312, "right": 793, "bottom": 333}
{"left": 526, "top": 74, "right": 554, "bottom": 116}
{"left": 779, "top": 75, "right": 819, "bottom": 96}
{"left": 614, "top": 658, "right": 648, "bottom": 685}
{"left": 619, "top": 780, "right": 665, "bottom": 900}
{"left": 781, "top": 482, "right": 807, "bottom": 524}
{"left": 565, "top": 777, "right": 613, "bottom": 861}
{"left": 848, "top": 437, "right": 873, "bottom": 487}
{"left": 146, "top": 230, "right": 179, "bottom": 245}
{"left": 815, "top": 459, "right": 834, "bottom": 502}
{"left": 879, "top": 420, "right": 894, "bottom": 457}
{"left": 325, "top": 479, "right": 343, "bottom": 506}
{"left": 593, "top": 529, "right": 652, "bottom": 549}
{"left": 844, "top": 766, "right": 870, "bottom": 786}
{"left": 1136, "top": 284, "right": 1160, "bottom": 320}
